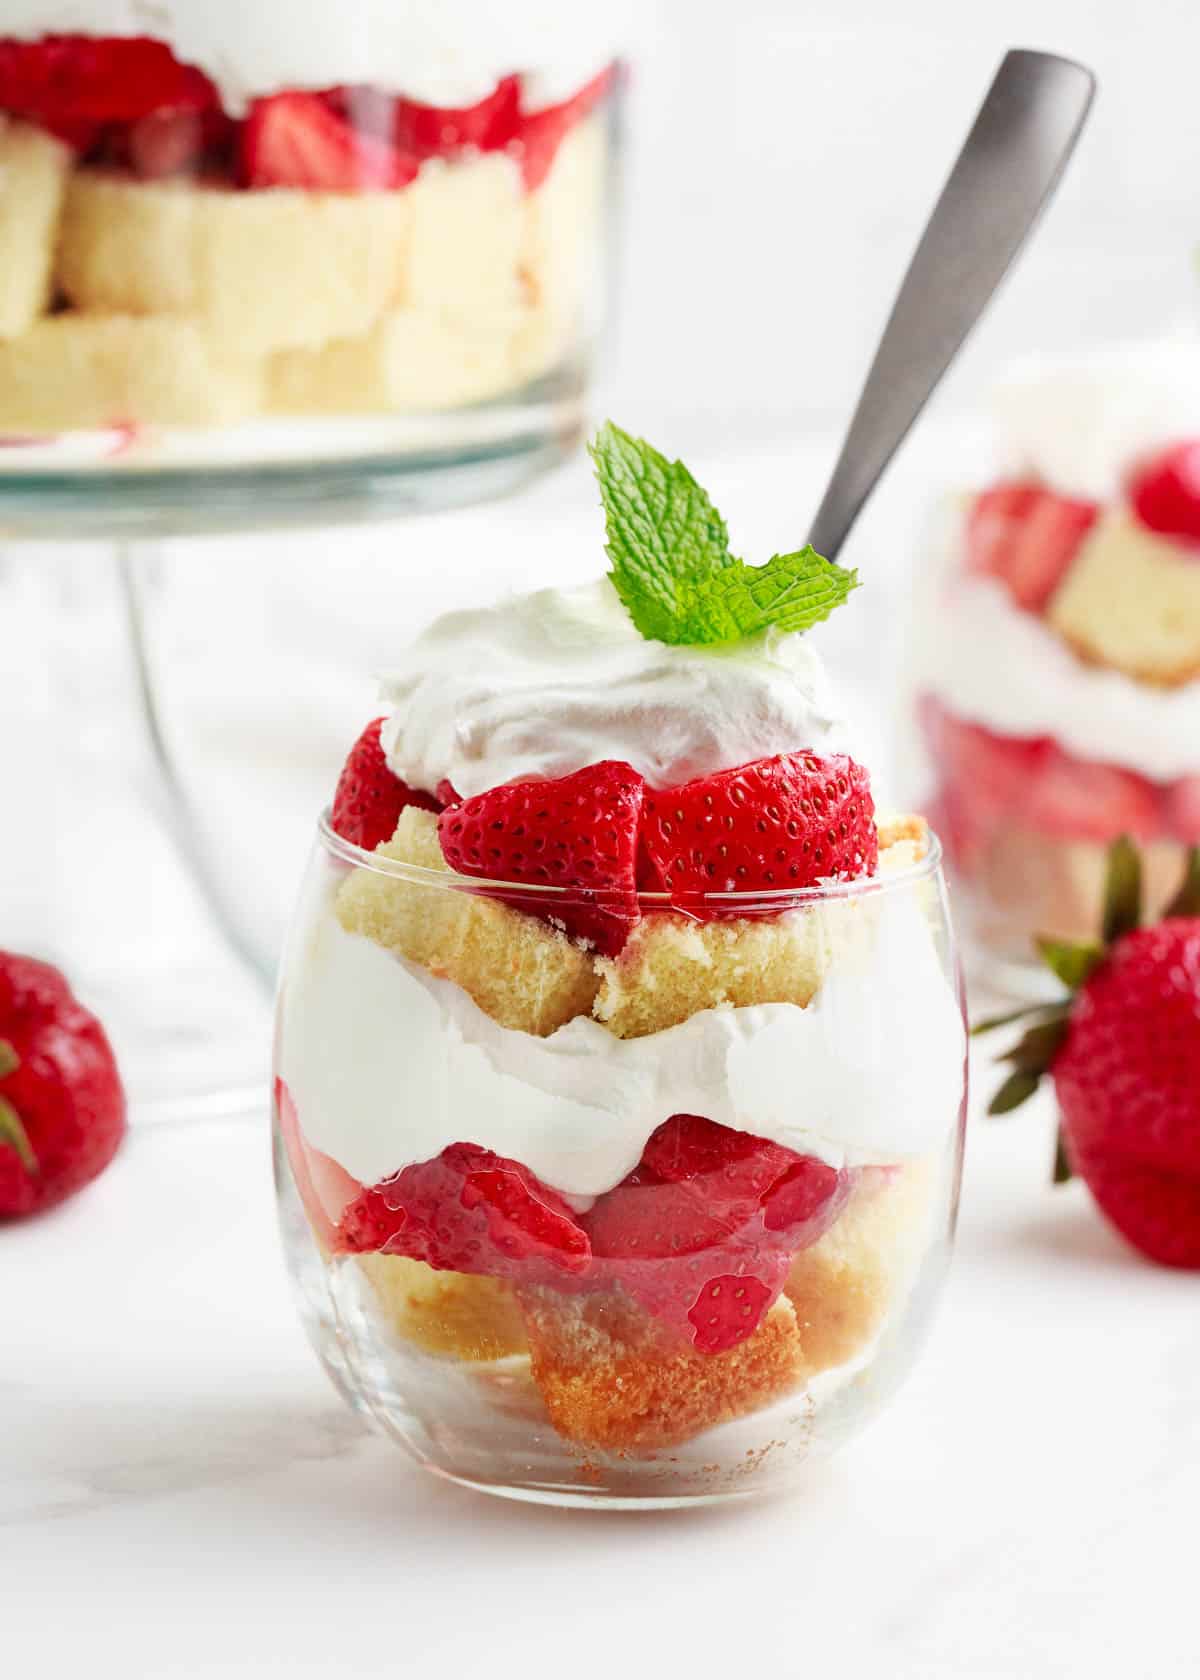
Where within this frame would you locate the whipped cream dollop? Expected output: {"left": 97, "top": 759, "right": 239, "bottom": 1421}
{"left": 992, "top": 340, "right": 1200, "bottom": 502}
{"left": 379, "top": 579, "right": 854, "bottom": 799}
{"left": 4, "top": 0, "right": 626, "bottom": 113}
{"left": 915, "top": 506, "right": 1200, "bottom": 781}
{"left": 281, "top": 888, "right": 966, "bottom": 1198}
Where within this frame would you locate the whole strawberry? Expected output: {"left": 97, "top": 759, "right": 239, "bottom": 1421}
{"left": 0, "top": 952, "right": 127, "bottom": 1218}
{"left": 980, "top": 840, "right": 1200, "bottom": 1268}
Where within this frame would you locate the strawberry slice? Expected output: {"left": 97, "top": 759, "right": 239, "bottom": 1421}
{"left": 966, "top": 482, "right": 1098, "bottom": 612}
{"left": 1025, "top": 749, "right": 1161, "bottom": 843}
{"left": 1164, "top": 775, "right": 1200, "bottom": 844}
{"left": 437, "top": 760, "right": 644, "bottom": 955}
{"left": 338, "top": 1143, "right": 590, "bottom": 1282}
{"left": 1128, "top": 441, "right": 1200, "bottom": 548}
{"left": 512, "top": 64, "right": 615, "bottom": 189}
{"left": 274, "top": 1078, "right": 362, "bottom": 1252}
{"left": 0, "top": 35, "right": 218, "bottom": 134}
{"left": 330, "top": 717, "right": 440, "bottom": 851}
{"left": 639, "top": 751, "right": 877, "bottom": 913}
{"left": 240, "top": 92, "right": 419, "bottom": 190}
{"left": 393, "top": 75, "right": 520, "bottom": 156}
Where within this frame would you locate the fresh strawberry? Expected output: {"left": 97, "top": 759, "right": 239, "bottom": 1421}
{"left": 1025, "top": 751, "right": 1161, "bottom": 843}
{"left": 274, "top": 1078, "right": 361, "bottom": 1252}
{"left": 1128, "top": 441, "right": 1200, "bottom": 548}
{"left": 393, "top": 75, "right": 520, "bottom": 156}
{"left": 338, "top": 1143, "right": 590, "bottom": 1282}
{"left": 119, "top": 105, "right": 234, "bottom": 179}
{"left": 1164, "top": 775, "right": 1200, "bottom": 844}
{"left": 921, "top": 700, "right": 1048, "bottom": 824}
{"left": 0, "top": 35, "right": 218, "bottom": 134}
{"left": 240, "top": 92, "right": 419, "bottom": 190}
{"left": 437, "top": 760, "right": 644, "bottom": 955}
{"left": 966, "top": 481, "right": 1098, "bottom": 611}
{"left": 0, "top": 952, "right": 126, "bottom": 1219}
{"left": 330, "top": 717, "right": 440, "bottom": 851}
{"left": 639, "top": 752, "right": 877, "bottom": 913}
{"left": 980, "top": 839, "right": 1200, "bottom": 1268}
{"left": 583, "top": 1115, "right": 848, "bottom": 1352}
{"left": 511, "top": 64, "right": 614, "bottom": 189}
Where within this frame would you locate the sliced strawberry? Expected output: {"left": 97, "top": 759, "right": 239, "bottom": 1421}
{"left": 511, "top": 64, "right": 615, "bottom": 189}
{"left": 0, "top": 35, "right": 218, "bottom": 132}
{"left": 1026, "top": 750, "right": 1161, "bottom": 843}
{"left": 338, "top": 1143, "right": 590, "bottom": 1282}
{"left": 435, "top": 779, "right": 462, "bottom": 808}
{"left": 639, "top": 752, "right": 877, "bottom": 914}
{"left": 240, "top": 92, "right": 419, "bottom": 190}
{"left": 393, "top": 75, "right": 520, "bottom": 156}
{"left": 274, "top": 1078, "right": 361, "bottom": 1252}
{"left": 1128, "top": 441, "right": 1200, "bottom": 549}
{"left": 437, "top": 760, "right": 644, "bottom": 955}
{"left": 1164, "top": 775, "right": 1200, "bottom": 844}
{"left": 966, "top": 482, "right": 1098, "bottom": 611}
{"left": 921, "top": 700, "right": 1051, "bottom": 826}
{"left": 120, "top": 107, "right": 234, "bottom": 179}
{"left": 330, "top": 717, "right": 440, "bottom": 851}
{"left": 583, "top": 1115, "right": 848, "bottom": 1352}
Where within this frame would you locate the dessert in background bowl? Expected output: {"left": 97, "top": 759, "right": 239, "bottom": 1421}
{"left": 0, "top": 1, "right": 622, "bottom": 478}
{"left": 273, "top": 424, "right": 968, "bottom": 1507}
{"left": 913, "top": 343, "right": 1200, "bottom": 987}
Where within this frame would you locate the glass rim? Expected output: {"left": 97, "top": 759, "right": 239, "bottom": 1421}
{"left": 316, "top": 807, "right": 945, "bottom": 909}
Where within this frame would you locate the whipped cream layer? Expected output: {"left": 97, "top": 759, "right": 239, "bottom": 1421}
{"left": 280, "top": 887, "right": 966, "bottom": 1199}
{"left": 4, "top": 1, "right": 625, "bottom": 113}
{"left": 916, "top": 507, "right": 1200, "bottom": 781}
{"left": 992, "top": 340, "right": 1200, "bottom": 502}
{"left": 379, "top": 579, "right": 854, "bottom": 800}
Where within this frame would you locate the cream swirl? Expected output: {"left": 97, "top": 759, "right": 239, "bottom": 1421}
{"left": 3, "top": 0, "right": 626, "bottom": 114}
{"left": 379, "top": 579, "right": 854, "bottom": 800}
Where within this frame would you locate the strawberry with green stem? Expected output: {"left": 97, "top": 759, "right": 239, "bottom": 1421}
{"left": 976, "top": 838, "right": 1200, "bottom": 1267}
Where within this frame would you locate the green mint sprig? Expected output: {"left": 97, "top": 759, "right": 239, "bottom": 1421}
{"left": 589, "top": 421, "right": 859, "bottom": 647}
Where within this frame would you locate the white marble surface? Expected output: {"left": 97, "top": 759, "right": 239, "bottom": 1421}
{"left": 5, "top": 1054, "right": 1197, "bottom": 1678}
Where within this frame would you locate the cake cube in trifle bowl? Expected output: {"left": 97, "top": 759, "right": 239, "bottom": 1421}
{"left": 912, "top": 344, "right": 1200, "bottom": 994}
{"left": 273, "top": 426, "right": 969, "bottom": 1508}
{"left": 0, "top": 1, "right": 623, "bottom": 488}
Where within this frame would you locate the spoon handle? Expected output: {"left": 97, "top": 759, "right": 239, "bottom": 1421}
{"left": 808, "top": 48, "right": 1096, "bottom": 562}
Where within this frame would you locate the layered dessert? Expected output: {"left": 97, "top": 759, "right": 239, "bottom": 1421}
{"left": 916, "top": 344, "right": 1200, "bottom": 968}
{"left": 0, "top": 3, "right": 618, "bottom": 440}
{"left": 275, "top": 425, "right": 967, "bottom": 1498}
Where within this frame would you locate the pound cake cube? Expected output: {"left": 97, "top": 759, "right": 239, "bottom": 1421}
{"left": 785, "top": 1158, "right": 939, "bottom": 1374}
{"left": 520, "top": 1287, "right": 809, "bottom": 1451}
{"left": 335, "top": 807, "right": 599, "bottom": 1036}
{"left": 1047, "top": 509, "right": 1200, "bottom": 686}
{"left": 268, "top": 307, "right": 516, "bottom": 415}
{"left": 0, "top": 314, "right": 261, "bottom": 431}
{"left": 58, "top": 172, "right": 411, "bottom": 353}
{"left": 513, "top": 116, "right": 607, "bottom": 381}
{"left": 0, "top": 120, "right": 71, "bottom": 338}
{"left": 403, "top": 152, "right": 526, "bottom": 330}
{"left": 356, "top": 1254, "right": 527, "bottom": 1362}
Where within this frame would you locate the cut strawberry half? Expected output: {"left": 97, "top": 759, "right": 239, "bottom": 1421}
{"left": 1128, "top": 441, "right": 1200, "bottom": 549}
{"left": 330, "top": 717, "right": 441, "bottom": 851}
{"left": 338, "top": 1143, "right": 590, "bottom": 1283}
{"left": 1164, "top": 776, "right": 1200, "bottom": 845}
{"left": 393, "top": 75, "right": 520, "bottom": 156}
{"left": 582, "top": 1115, "right": 848, "bottom": 1352}
{"left": 0, "top": 35, "right": 219, "bottom": 131}
{"left": 275, "top": 1078, "right": 362, "bottom": 1252}
{"left": 966, "top": 481, "right": 1098, "bottom": 612}
{"left": 240, "top": 91, "right": 419, "bottom": 190}
{"left": 639, "top": 751, "right": 877, "bottom": 914}
{"left": 511, "top": 64, "right": 614, "bottom": 189}
{"left": 437, "top": 760, "right": 644, "bottom": 955}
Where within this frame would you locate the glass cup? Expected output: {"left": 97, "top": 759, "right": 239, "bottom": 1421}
{"left": 274, "top": 810, "right": 968, "bottom": 1508}
{"left": 0, "top": 12, "right": 624, "bottom": 523}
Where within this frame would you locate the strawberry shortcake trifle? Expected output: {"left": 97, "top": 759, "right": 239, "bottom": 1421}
{"left": 274, "top": 425, "right": 968, "bottom": 1504}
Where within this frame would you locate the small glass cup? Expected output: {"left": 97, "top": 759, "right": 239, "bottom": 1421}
{"left": 0, "top": 16, "right": 623, "bottom": 520}
{"left": 274, "top": 810, "right": 968, "bottom": 1508}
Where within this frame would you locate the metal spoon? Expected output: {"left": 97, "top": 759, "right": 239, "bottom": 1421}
{"left": 808, "top": 48, "right": 1096, "bottom": 562}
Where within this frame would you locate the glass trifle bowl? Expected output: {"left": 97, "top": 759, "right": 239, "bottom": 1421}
{"left": 0, "top": 1, "right": 625, "bottom": 521}
{"left": 272, "top": 426, "right": 969, "bottom": 1507}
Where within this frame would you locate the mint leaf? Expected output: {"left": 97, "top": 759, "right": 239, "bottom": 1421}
{"left": 695, "top": 547, "right": 859, "bottom": 642}
{"left": 590, "top": 422, "right": 734, "bottom": 645}
{"left": 590, "top": 421, "right": 858, "bottom": 646}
